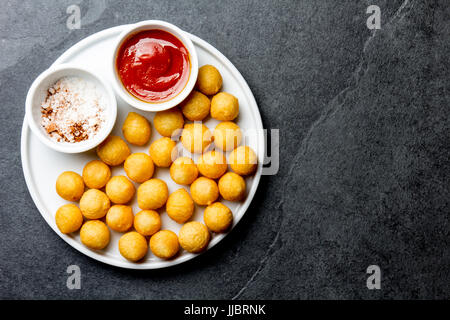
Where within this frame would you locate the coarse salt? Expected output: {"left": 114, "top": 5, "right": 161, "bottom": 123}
{"left": 41, "top": 76, "right": 107, "bottom": 143}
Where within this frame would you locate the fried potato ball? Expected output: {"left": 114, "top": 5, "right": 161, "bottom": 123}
{"left": 96, "top": 135, "right": 131, "bottom": 166}
{"left": 169, "top": 156, "right": 198, "bottom": 185}
{"left": 82, "top": 160, "right": 111, "bottom": 189}
{"left": 134, "top": 210, "right": 161, "bottom": 236}
{"left": 218, "top": 172, "right": 246, "bottom": 201}
{"left": 124, "top": 153, "right": 154, "bottom": 183}
{"left": 80, "top": 220, "right": 110, "bottom": 250}
{"left": 105, "top": 176, "right": 135, "bottom": 204}
{"left": 154, "top": 108, "right": 184, "bottom": 137}
{"left": 178, "top": 221, "right": 210, "bottom": 253}
{"left": 55, "top": 204, "right": 83, "bottom": 234}
{"left": 106, "top": 205, "right": 134, "bottom": 232}
{"left": 166, "top": 189, "right": 194, "bottom": 224}
{"left": 203, "top": 202, "right": 233, "bottom": 233}
{"left": 79, "top": 189, "right": 110, "bottom": 219}
{"left": 149, "top": 137, "right": 177, "bottom": 167}
{"left": 119, "top": 231, "right": 148, "bottom": 262}
{"left": 229, "top": 146, "right": 258, "bottom": 176}
{"left": 213, "top": 121, "right": 242, "bottom": 151}
{"left": 150, "top": 230, "right": 179, "bottom": 259}
{"left": 197, "top": 65, "right": 222, "bottom": 96}
{"left": 56, "top": 171, "right": 84, "bottom": 202}
{"left": 197, "top": 150, "right": 227, "bottom": 179}
{"left": 137, "top": 179, "right": 169, "bottom": 210}
{"left": 180, "top": 91, "right": 210, "bottom": 121}
{"left": 180, "top": 123, "right": 212, "bottom": 154}
{"left": 122, "top": 112, "right": 151, "bottom": 146}
{"left": 211, "top": 92, "right": 239, "bottom": 121}
{"left": 190, "top": 177, "right": 219, "bottom": 206}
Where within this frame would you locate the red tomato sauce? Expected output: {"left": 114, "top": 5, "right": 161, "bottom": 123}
{"left": 116, "top": 29, "right": 190, "bottom": 103}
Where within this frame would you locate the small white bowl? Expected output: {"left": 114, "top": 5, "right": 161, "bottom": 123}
{"left": 25, "top": 64, "right": 117, "bottom": 153}
{"left": 111, "top": 20, "right": 198, "bottom": 112}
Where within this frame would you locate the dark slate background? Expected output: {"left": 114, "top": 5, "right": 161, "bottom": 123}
{"left": 0, "top": 0, "right": 448, "bottom": 299}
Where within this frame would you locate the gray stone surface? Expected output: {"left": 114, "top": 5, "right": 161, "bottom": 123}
{"left": 0, "top": 0, "right": 448, "bottom": 299}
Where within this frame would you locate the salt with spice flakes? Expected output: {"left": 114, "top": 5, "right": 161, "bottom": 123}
{"left": 41, "top": 76, "right": 107, "bottom": 143}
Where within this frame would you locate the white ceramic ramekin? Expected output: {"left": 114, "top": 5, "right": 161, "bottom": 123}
{"left": 25, "top": 64, "right": 117, "bottom": 153}
{"left": 111, "top": 20, "right": 198, "bottom": 112}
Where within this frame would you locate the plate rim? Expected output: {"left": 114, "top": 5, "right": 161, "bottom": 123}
{"left": 21, "top": 25, "right": 264, "bottom": 270}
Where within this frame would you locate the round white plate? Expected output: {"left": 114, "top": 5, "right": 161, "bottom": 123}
{"left": 21, "top": 25, "right": 264, "bottom": 269}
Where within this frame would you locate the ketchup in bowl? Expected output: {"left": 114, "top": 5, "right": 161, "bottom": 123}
{"left": 116, "top": 29, "right": 190, "bottom": 103}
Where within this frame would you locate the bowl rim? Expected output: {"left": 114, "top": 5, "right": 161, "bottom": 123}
{"left": 110, "top": 20, "right": 199, "bottom": 112}
{"left": 25, "top": 63, "right": 117, "bottom": 154}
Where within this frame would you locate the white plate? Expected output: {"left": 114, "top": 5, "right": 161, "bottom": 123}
{"left": 21, "top": 25, "right": 264, "bottom": 269}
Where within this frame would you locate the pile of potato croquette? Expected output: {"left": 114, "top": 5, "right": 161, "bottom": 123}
{"left": 54, "top": 65, "right": 258, "bottom": 262}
